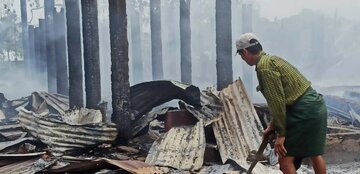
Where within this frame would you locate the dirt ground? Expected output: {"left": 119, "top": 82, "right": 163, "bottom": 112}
{"left": 297, "top": 162, "right": 360, "bottom": 174}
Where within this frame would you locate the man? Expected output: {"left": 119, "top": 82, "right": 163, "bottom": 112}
{"left": 235, "top": 33, "right": 327, "bottom": 174}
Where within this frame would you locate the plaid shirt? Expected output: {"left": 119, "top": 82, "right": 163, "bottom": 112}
{"left": 256, "top": 52, "right": 311, "bottom": 136}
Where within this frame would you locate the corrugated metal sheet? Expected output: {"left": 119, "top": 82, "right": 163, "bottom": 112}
{"left": 131, "top": 107, "right": 171, "bottom": 137}
{"left": 18, "top": 108, "right": 117, "bottom": 156}
{"left": 132, "top": 166, "right": 170, "bottom": 173}
{"left": 0, "top": 111, "right": 5, "bottom": 120}
{"left": 212, "top": 80, "right": 280, "bottom": 174}
{"left": 197, "top": 164, "right": 234, "bottom": 174}
{"left": 145, "top": 120, "right": 206, "bottom": 171}
{"left": 103, "top": 159, "right": 151, "bottom": 173}
{"left": 48, "top": 158, "right": 150, "bottom": 173}
{"left": 0, "top": 158, "right": 56, "bottom": 174}
{"left": 29, "top": 92, "right": 69, "bottom": 115}
{"left": 0, "top": 152, "right": 46, "bottom": 169}
{"left": 62, "top": 108, "right": 103, "bottom": 125}
{"left": 0, "top": 136, "right": 36, "bottom": 151}
{"left": 0, "top": 95, "right": 28, "bottom": 119}
{"left": 130, "top": 81, "right": 201, "bottom": 121}
{"left": 0, "top": 120, "right": 26, "bottom": 140}
{"left": 213, "top": 80, "right": 263, "bottom": 165}
{"left": 132, "top": 87, "right": 223, "bottom": 137}
{"left": 0, "top": 158, "right": 38, "bottom": 174}
{"left": 180, "top": 87, "right": 223, "bottom": 126}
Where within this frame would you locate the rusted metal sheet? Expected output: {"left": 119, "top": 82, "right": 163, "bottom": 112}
{"left": 103, "top": 159, "right": 150, "bottom": 173}
{"left": 132, "top": 166, "right": 171, "bottom": 173}
{"left": 0, "top": 152, "right": 46, "bottom": 168}
{"left": 145, "top": 120, "right": 206, "bottom": 171}
{"left": 213, "top": 80, "right": 263, "bottom": 165}
{"left": 18, "top": 108, "right": 117, "bottom": 156}
{"left": 0, "top": 158, "right": 38, "bottom": 174}
{"left": 165, "top": 109, "right": 197, "bottom": 132}
{"left": 0, "top": 158, "right": 56, "bottom": 174}
{"left": 212, "top": 80, "right": 280, "bottom": 174}
{"left": 48, "top": 158, "right": 150, "bottom": 173}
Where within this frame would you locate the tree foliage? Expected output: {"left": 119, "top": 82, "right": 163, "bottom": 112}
{"left": 0, "top": 10, "right": 22, "bottom": 61}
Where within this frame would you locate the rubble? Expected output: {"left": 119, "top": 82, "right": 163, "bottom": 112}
{"left": 0, "top": 80, "right": 358, "bottom": 173}
{"left": 46, "top": 158, "right": 151, "bottom": 173}
{"left": 197, "top": 164, "right": 234, "bottom": 173}
{"left": 18, "top": 107, "right": 118, "bottom": 156}
{"left": 324, "top": 95, "right": 360, "bottom": 127}
{"left": 0, "top": 134, "right": 36, "bottom": 152}
{"left": 0, "top": 93, "right": 28, "bottom": 119}
{"left": 0, "top": 158, "right": 56, "bottom": 174}
{"left": 117, "top": 146, "right": 140, "bottom": 154}
{"left": 326, "top": 128, "right": 360, "bottom": 164}
{"left": 141, "top": 80, "right": 279, "bottom": 173}
{"left": 131, "top": 107, "right": 172, "bottom": 137}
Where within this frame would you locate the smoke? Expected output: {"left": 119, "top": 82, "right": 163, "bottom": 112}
{"left": 3, "top": 0, "right": 360, "bottom": 102}
{"left": 0, "top": 3, "right": 47, "bottom": 100}
{"left": 89, "top": 0, "right": 360, "bottom": 105}
{"left": 0, "top": 62, "right": 47, "bottom": 99}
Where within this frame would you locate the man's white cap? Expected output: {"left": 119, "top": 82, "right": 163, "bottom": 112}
{"left": 236, "top": 33, "right": 260, "bottom": 51}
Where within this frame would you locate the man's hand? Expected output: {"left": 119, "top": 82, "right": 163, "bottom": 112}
{"left": 274, "top": 136, "right": 287, "bottom": 158}
{"left": 263, "top": 125, "right": 273, "bottom": 140}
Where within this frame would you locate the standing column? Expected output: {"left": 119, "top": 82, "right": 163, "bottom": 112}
{"left": 39, "top": 19, "right": 48, "bottom": 85}
{"left": 34, "top": 26, "right": 40, "bottom": 73}
{"left": 81, "top": 0, "right": 101, "bottom": 109}
{"left": 28, "top": 25, "right": 35, "bottom": 74}
{"left": 216, "top": 0, "right": 233, "bottom": 90}
{"left": 54, "top": 8, "right": 69, "bottom": 95}
{"left": 20, "top": 0, "right": 30, "bottom": 75}
{"left": 129, "top": 0, "right": 143, "bottom": 84}
{"left": 180, "top": 0, "right": 192, "bottom": 84}
{"left": 44, "top": 0, "right": 57, "bottom": 93}
{"left": 65, "top": 0, "right": 84, "bottom": 107}
{"left": 109, "top": 0, "right": 131, "bottom": 141}
{"left": 150, "top": 0, "right": 163, "bottom": 80}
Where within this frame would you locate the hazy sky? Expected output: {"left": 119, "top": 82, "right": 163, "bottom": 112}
{"left": 253, "top": 0, "right": 360, "bottom": 22}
